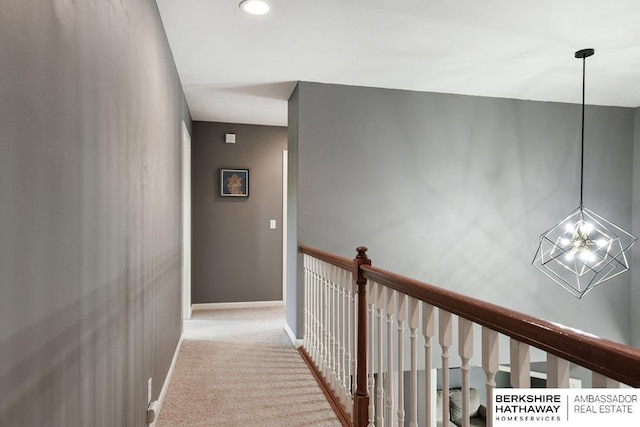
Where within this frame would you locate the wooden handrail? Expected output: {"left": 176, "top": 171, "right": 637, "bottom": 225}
{"left": 300, "top": 245, "right": 353, "bottom": 271}
{"left": 361, "top": 264, "right": 640, "bottom": 387}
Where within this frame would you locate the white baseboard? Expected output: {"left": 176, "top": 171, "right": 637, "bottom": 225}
{"left": 192, "top": 300, "right": 284, "bottom": 310}
{"left": 150, "top": 334, "right": 184, "bottom": 427}
{"left": 285, "top": 322, "right": 303, "bottom": 348}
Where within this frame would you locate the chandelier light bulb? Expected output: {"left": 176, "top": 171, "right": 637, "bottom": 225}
{"left": 579, "top": 250, "right": 594, "bottom": 262}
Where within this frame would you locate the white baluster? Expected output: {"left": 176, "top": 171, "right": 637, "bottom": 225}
{"left": 309, "top": 258, "right": 316, "bottom": 361}
{"left": 351, "top": 274, "right": 358, "bottom": 400}
{"left": 303, "top": 255, "right": 309, "bottom": 352}
{"left": 396, "top": 293, "right": 407, "bottom": 427}
{"left": 320, "top": 262, "right": 329, "bottom": 379}
{"left": 333, "top": 269, "right": 342, "bottom": 406}
{"left": 458, "top": 318, "right": 474, "bottom": 427}
{"left": 509, "top": 339, "right": 530, "bottom": 388}
{"left": 309, "top": 256, "right": 314, "bottom": 356}
{"left": 323, "top": 263, "right": 330, "bottom": 381}
{"left": 329, "top": 265, "right": 338, "bottom": 390}
{"left": 367, "top": 281, "right": 377, "bottom": 427}
{"left": 307, "top": 259, "right": 312, "bottom": 352}
{"left": 385, "top": 287, "right": 396, "bottom": 427}
{"left": 317, "top": 260, "right": 323, "bottom": 366}
{"left": 343, "top": 268, "right": 353, "bottom": 410}
{"left": 315, "top": 259, "right": 321, "bottom": 363}
{"left": 592, "top": 372, "right": 619, "bottom": 388}
{"left": 334, "top": 267, "right": 343, "bottom": 401}
{"left": 376, "top": 283, "right": 386, "bottom": 427}
{"left": 341, "top": 268, "right": 350, "bottom": 405}
{"left": 546, "top": 354, "right": 569, "bottom": 388}
{"left": 408, "top": 297, "right": 419, "bottom": 427}
{"left": 303, "top": 255, "right": 309, "bottom": 351}
{"left": 311, "top": 258, "right": 319, "bottom": 364}
{"left": 325, "top": 262, "right": 332, "bottom": 378}
{"left": 482, "top": 327, "right": 499, "bottom": 427}
{"left": 320, "top": 261, "right": 327, "bottom": 376}
{"left": 439, "top": 310, "right": 453, "bottom": 424}
{"left": 422, "top": 303, "right": 435, "bottom": 427}
{"left": 319, "top": 262, "right": 326, "bottom": 375}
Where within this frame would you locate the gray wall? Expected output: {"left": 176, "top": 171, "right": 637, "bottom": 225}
{"left": 288, "top": 82, "right": 636, "bottom": 345}
{"left": 632, "top": 108, "right": 640, "bottom": 347}
{"left": 287, "top": 87, "right": 303, "bottom": 335}
{"left": 0, "top": 1, "right": 189, "bottom": 426}
{"left": 192, "top": 122, "right": 286, "bottom": 303}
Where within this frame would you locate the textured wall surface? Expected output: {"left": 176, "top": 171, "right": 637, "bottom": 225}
{"left": 191, "top": 122, "right": 286, "bottom": 304}
{"left": 0, "top": 1, "right": 190, "bottom": 425}
{"left": 288, "top": 82, "right": 636, "bottom": 347}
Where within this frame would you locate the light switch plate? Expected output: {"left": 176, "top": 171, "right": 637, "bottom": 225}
{"left": 269, "top": 219, "right": 276, "bottom": 229}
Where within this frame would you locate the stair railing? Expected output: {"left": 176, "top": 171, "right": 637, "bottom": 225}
{"left": 299, "top": 245, "right": 640, "bottom": 427}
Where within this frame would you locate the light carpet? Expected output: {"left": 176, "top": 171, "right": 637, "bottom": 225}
{"left": 156, "top": 307, "right": 341, "bottom": 427}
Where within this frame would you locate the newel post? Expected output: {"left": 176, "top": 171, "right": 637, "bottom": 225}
{"left": 353, "top": 246, "right": 371, "bottom": 427}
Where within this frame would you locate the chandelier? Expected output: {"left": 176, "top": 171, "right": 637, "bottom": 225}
{"left": 532, "top": 49, "right": 637, "bottom": 299}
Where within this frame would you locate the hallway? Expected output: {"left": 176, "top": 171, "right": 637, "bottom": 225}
{"left": 157, "top": 307, "right": 341, "bottom": 426}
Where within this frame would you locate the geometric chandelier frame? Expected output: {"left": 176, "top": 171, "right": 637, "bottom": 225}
{"left": 532, "top": 48, "right": 637, "bottom": 299}
{"left": 532, "top": 205, "right": 637, "bottom": 298}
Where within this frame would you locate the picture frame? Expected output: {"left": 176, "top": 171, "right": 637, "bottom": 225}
{"left": 220, "top": 168, "right": 249, "bottom": 197}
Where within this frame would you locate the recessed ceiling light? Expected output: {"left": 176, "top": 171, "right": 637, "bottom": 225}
{"left": 239, "top": 0, "right": 269, "bottom": 15}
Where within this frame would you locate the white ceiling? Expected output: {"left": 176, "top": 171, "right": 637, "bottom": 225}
{"left": 156, "top": 0, "right": 640, "bottom": 127}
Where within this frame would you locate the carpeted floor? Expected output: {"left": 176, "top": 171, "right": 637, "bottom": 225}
{"left": 156, "top": 306, "right": 342, "bottom": 427}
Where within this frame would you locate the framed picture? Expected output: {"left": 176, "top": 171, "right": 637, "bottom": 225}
{"left": 220, "top": 168, "right": 249, "bottom": 197}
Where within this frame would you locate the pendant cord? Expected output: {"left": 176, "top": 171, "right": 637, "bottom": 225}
{"left": 580, "top": 55, "right": 586, "bottom": 207}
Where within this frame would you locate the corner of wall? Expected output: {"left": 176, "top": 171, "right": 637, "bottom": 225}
{"left": 286, "top": 86, "right": 301, "bottom": 338}
{"left": 631, "top": 108, "right": 640, "bottom": 347}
